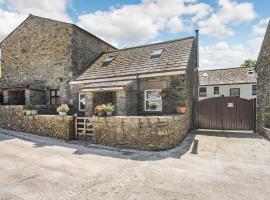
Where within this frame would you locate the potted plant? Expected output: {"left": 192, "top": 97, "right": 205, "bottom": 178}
{"left": 31, "top": 110, "right": 38, "bottom": 116}
{"left": 104, "top": 103, "right": 115, "bottom": 116}
{"left": 149, "top": 101, "right": 158, "bottom": 110}
{"left": 24, "top": 105, "right": 33, "bottom": 116}
{"left": 176, "top": 102, "right": 187, "bottom": 114}
{"left": 94, "top": 104, "right": 106, "bottom": 117}
{"left": 57, "top": 104, "right": 69, "bottom": 116}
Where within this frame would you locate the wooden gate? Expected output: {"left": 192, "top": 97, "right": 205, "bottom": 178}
{"left": 73, "top": 114, "right": 93, "bottom": 142}
{"left": 194, "top": 97, "right": 256, "bottom": 130}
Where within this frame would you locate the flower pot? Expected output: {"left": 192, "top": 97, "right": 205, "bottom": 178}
{"left": 25, "top": 110, "right": 32, "bottom": 116}
{"left": 176, "top": 106, "right": 187, "bottom": 114}
{"left": 59, "top": 112, "right": 67, "bottom": 116}
{"left": 106, "top": 111, "right": 113, "bottom": 116}
{"left": 97, "top": 111, "right": 104, "bottom": 117}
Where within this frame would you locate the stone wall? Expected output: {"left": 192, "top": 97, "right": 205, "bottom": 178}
{"left": 0, "top": 105, "right": 74, "bottom": 140}
{"left": 93, "top": 114, "right": 190, "bottom": 151}
{"left": 0, "top": 14, "right": 115, "bottom": 108}
{"left": 256, "top": 20, "right": 270, "bottom": 140}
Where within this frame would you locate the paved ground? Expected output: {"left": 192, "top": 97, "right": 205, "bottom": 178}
{"left": 0, "top": 129, "right": 269, "bottom": 200}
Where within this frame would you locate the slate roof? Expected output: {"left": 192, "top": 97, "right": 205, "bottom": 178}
{"left": 199, "top": 67, "right": 257, "bottom": 86}
{"left": 75, "top": 37, "right": 195, "bottom": 81}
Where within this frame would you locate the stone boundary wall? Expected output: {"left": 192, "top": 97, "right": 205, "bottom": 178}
{"left": 0, "top": 106, "right": 74, "bottom": 140}
{"left": 93, "top": 114, "right": 191, "bottom": 151}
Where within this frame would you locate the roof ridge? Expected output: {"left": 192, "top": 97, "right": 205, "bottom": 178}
{"left": 105, "top": 36, "right": 195, "bottom": 53}
{"left": 199, "top": 66, "right": 254, "bottom": 72}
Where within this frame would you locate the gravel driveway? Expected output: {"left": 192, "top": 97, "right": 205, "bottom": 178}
{"left": 0, "top": 129, "right": 269, "bottom": 200}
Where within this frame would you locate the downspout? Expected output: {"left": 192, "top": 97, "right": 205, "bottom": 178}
{"left": 136, "top": 74, "right": 140, "bottom": 116}
{"left": 193, "top": 29, "right": 199, "bottom": 129}
{"left": 195, "top": 29, "right": 199, "bottom": 69}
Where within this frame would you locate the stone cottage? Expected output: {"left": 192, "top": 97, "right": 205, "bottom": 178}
{"left": 256, "top": 20, "right": 270, "bottom": 140}
{"left": 71, "top": 36, "right": 199, "bottom": 117}
{"left": 0, "top": 14, "right": 116, "bottom": 108}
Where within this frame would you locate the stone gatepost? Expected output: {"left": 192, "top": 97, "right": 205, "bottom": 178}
{"left": 85, "top": 92, "right": 93, "bottom": 116}
{"left": 116, "top": 90, "right": 127, "bottom": 116}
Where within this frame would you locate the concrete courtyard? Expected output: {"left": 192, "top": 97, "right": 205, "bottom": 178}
{"left": 0, "top": 129, "right": 269, "bottom": 200}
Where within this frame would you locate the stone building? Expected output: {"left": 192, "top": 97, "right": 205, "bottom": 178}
{"left": 198, "top": 67, "right": 257, "bottom": 101}
{"left": 71, "top": 36, "right": 198, "bottom": 117}
{"left": 0, "top": 14, "right": 116, "bottom": 108}
{"left": 256, "top": 20, "right": 270, "bottom": 139}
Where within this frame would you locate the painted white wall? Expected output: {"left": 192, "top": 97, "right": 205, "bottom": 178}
{"left": 198, "top": 83, "right": 256, "bottom": 101}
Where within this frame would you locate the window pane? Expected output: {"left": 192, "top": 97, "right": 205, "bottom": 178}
{"left": 230, "top": 88, "right": 240, "bottom": 97}
{"left": 252, "top": 85, "right": 256, "bottom": 95}
{"left": 146, "top": 91, "right": 160, "bottom": 99}
{"left": 79, "top": 94, "right": 86, "bottom": 110}
{"left": 56, "top": 90, "right": 60, "bottom": 96}
{"left": 51, "top": 90, "right": 55, "bottom": 96}
{"left": 145, "top": 90, "right": 162, "bottom": 111}
{"left": 146, "top": 100, "right": 162, "bottom": 111}
{"left": 214, "top": 87, "right": 219, "bottom": 94}
{"left": 199, "top": 87, "right": 207, "bottom": 97}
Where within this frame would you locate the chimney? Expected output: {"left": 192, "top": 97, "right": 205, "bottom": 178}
{"left": 195, "top": 29, "right": 199, "bottom": 68}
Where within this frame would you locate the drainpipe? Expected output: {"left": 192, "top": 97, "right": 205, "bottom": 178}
{"left": 195, "top": 29, "right": 199, "bottom": 69}
{"left": 137, "top": 74, "right": 140, "bottom": 116}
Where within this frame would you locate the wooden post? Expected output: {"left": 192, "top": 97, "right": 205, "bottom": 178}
{"left": 73, "top": 113, "right": 78, "bottom": 139}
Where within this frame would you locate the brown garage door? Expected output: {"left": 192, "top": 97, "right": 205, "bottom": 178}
{"left": 194, "top": 97, "right": 256, "bottom": 130}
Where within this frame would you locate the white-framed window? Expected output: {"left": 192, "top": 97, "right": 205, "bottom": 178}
{"left": 199, "top": 87, "right": 207, "bottom": 97}
{"left": 230, "top": 88, "right": 240, "bottom": 97}
{"left": 79, "top": 93, "right": 86, "bottom": 111}
{"left": 144, "top": 90, "right": 162, "bottom": 112}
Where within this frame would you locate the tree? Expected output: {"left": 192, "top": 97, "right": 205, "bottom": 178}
{"left": 241, "top": 59, "right": 257, "bottom": 68}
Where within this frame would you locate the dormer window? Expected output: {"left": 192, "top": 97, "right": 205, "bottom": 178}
{"left": 151, "top": 48, "right": 164, "bottom": 58}
{"left": 103, "top": 55, "right": 116, "bottom": 66}
{"left": 104, "top": 56, "right": 115, "bottom": 63}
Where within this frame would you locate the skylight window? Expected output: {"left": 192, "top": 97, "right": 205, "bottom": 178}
{"left": 151, "top": 48, "right": 164, "bottom": 58}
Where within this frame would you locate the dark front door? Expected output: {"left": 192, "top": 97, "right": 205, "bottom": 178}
{"left": 194, "top": 97, "right": 256, "bottom": 130}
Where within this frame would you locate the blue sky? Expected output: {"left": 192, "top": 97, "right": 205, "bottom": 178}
{"left": 0, "top": 0, "right": 269, "bottom": 69}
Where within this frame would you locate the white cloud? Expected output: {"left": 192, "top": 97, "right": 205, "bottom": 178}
{"left": 200, "top": 37, "right": 263, "bottom": 69}
{"left": 0, "top": 0, "right": 71, "bottom": 41}
{"left": 198, "top": 0, "right": 256, "bottom": 37}
{"left": 5, "top": 0, "right": 71, "bottom": 22}
{"left": 77, "top": 0, "right": 211, "bottom": 45}
{"left": 0, "top": 9, "right": 27, "bottom": 41}
{"left": 252, "top": 18, "right": 269, "bottom": 36}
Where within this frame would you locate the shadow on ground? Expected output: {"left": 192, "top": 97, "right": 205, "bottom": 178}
{"left": 0, "top": 128, "right": 265, "bottom": 161}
